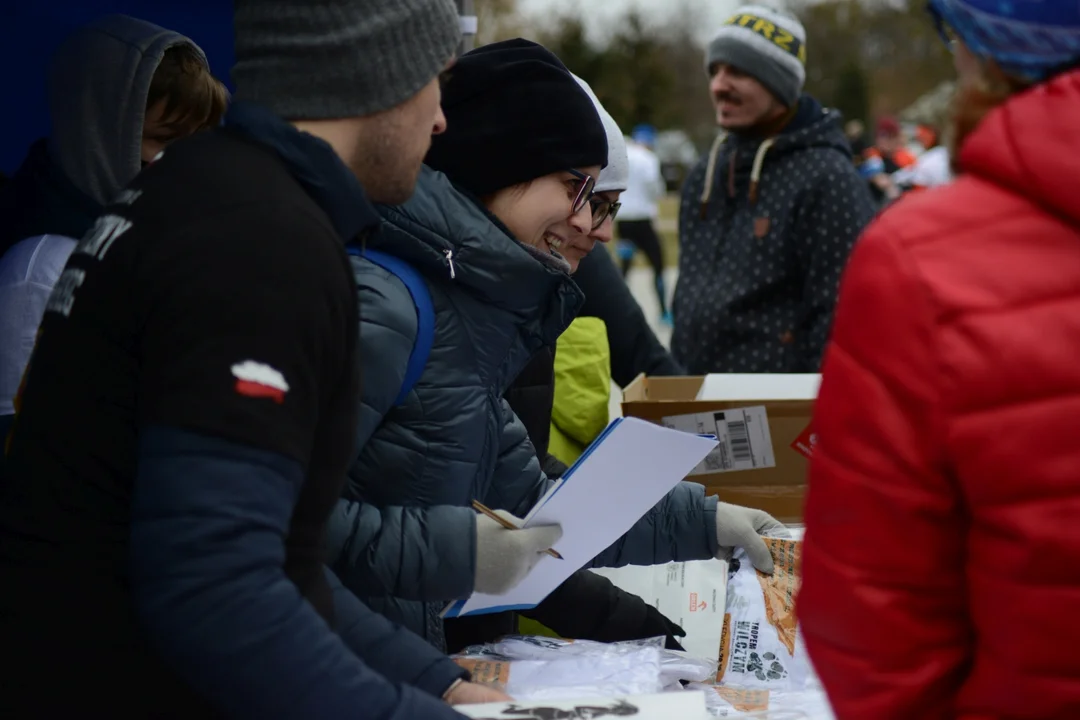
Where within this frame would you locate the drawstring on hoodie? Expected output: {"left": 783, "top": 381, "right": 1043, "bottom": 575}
{"left": 748, "top": 139, "right": 776, "bottom": 205}
{"left": 699, "top": 132, "right": 727, "bottom": 219}
{"left": 699, "top": 133, "right": 778, "bottom": 218}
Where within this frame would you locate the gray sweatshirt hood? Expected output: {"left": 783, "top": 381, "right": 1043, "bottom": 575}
{"left": 47, "top": 14, "right": 207, "bottom": 206}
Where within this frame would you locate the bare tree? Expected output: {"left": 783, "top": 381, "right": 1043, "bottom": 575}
{"left": 793, "top": 0, "right": 953, "bottom": 119}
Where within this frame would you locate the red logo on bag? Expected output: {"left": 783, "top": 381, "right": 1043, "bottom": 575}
{"left": 791, "top": 422, "right": 816, "bottom": 460}
{"left": 689, "top": 593, "right": 707, "bottom": 612}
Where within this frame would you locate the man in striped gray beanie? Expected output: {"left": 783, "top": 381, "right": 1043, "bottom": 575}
{"left": 672, "top": 4, "right": 875, "bottom": 376}
{"left": 705, "top": 4, "right": 807, "bottom": 131}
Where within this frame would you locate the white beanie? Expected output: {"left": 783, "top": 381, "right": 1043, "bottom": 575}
{"left": 706, "top": 5, "right": 806, "bottom": 107}
{"left": 572, "top": 74, "right": 628, "bottom": 192}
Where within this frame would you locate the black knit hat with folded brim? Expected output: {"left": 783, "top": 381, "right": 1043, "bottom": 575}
{"left": 425, "top": 38, "right": 608, "bottom": 198}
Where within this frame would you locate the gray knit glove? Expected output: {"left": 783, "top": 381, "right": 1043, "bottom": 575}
{"left": 714, "top": 502, "right": 787, "bottom": 574}
{"left": 474, "top": 510, "right": 563, "bottom": 595}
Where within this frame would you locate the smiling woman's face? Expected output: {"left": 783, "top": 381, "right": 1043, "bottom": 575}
{"left": 485, "top": 166, "right": 600, "bottom": 271}
{"left": 555, "top": 189, "right": 621, "bottom": 272}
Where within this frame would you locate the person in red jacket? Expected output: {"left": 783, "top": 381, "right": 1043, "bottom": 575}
{"left": 799, "top": 2, "right": 1080, "bottom": 719}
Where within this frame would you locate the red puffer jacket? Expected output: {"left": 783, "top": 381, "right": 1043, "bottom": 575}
{"left": 800, "top": 68, "right": 1080, "bottom": 720}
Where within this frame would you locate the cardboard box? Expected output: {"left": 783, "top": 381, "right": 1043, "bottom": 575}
{"left": 621, "top": 374, "right": 818, "bottom": 523}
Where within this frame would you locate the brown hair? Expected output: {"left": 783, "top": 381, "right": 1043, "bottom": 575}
{"left": 145, "top": 43, "right": 230, "bottom": 140}
{"left": 950, "top": 58, "right": 1033, "bottom": 170}
{"left": 480, "top": 180, "right": 533, "bottom": 209}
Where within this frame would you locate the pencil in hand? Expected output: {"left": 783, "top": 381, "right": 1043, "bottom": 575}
{"left": 471, "top": 500, "right": 564, "bottom": 560}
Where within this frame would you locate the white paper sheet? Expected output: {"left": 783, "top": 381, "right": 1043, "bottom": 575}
{"left": 448, "top": 417, "right": 718, "bottom": 617}
{"left": 694, "top": 374, "right": 820, "bottom": 402}
{"left": 591, "top": 559, "right": 729, "bottom": 662}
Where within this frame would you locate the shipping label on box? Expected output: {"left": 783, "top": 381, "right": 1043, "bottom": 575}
{"left": 662, "top": 406, "right": 776, "bottom": 476}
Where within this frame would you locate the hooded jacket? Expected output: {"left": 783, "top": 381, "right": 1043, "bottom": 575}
{"left": 672, "top": 96, "right": 875, "bottom": 374}
{"left": 0, "top": 15, "right": 204, "bottom": 256}
{"left": 0, "top": 100, "right": 467, "bottom": 718}
{"left": 326, "top": 167, "right": 719, "bottom": 648}
{"left": 800, "top": 69, "right": 1080, "bottom": 719}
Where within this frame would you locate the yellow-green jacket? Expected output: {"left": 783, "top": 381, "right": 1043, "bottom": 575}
{"left": 548, "top": 317, "right": 612, "bottom": 467}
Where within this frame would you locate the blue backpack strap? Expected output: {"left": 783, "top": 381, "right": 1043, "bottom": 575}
{"left": 346, "top": 246, "right": 434, "bottom": 406}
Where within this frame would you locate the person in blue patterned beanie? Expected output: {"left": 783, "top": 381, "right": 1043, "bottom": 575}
{"left": 927, "top": 0, "right": 1080, "bottom": 82}
{"left": 928, "top": 0, "right": 1080, "bottom": 167}
{"left": 800, "top": 4, "right": 1080, "bottom": 719}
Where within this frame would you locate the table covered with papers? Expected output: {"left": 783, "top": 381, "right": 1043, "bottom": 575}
{"left": 455, "top": 530, "right": 835, "bottom": 719}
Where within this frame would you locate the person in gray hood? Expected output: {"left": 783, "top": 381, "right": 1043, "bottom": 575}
{"left": 326, "top": 39, "right": 784, "bottom": 651}
{"left": 0, "top": 14, "right": 228, "bottom": 255}
{"left": 672, "top": 5, "right": 875, "bottom": 374}
{"left": 0, "top": 14, "right": 228, "bottom": 477}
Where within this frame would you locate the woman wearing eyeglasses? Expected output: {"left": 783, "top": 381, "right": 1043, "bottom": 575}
{"left": 494, "top": 76, "right": 690, "bottom": 652}
{"left": 799, "top": 3, "right": 1080, "bottom": 719}
{"left": 326, "top": 39, "right": 783, "bottom": 657}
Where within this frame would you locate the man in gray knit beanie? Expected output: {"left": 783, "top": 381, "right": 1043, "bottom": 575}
{"left": 0, "top": 0, "right": 510, "bottom": 717}
{"left": 705, "top": 4, "right": 807, "bottom": 131}
{"left": 672, "top": 3, "right": 875, "bottom": 377}
{"left": 232, "top": 0, "right": 461, "bottom": 203}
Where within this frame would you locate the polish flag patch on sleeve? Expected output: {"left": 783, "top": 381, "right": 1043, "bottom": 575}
{"left": 231, "top": 360, "right": 290, "bottom": 404}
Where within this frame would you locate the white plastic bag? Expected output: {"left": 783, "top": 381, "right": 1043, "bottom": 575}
{"left": 453, "top": 637, "right": 664, "bottom": 701}
{"left": 717, "top": 538, "right": 813, "bottom": 691}
{"left": 659, "top": 648, "right": 720, "bottom": 689}
{"left": 457, "top": 634, "right": 717, "bottom": 689}
{"left": 687, "top": 684, "right": 835, "bottom": 719}
{"left": 477, "top": 635, "right": 661, "bottom": 660}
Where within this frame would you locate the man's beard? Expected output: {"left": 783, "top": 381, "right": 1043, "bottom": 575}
{"left": 715, "top": 92, "right": 789, "bottom": 135}
{"left": 714, "top": 91, "right": 748, "bottom": 130}
{"left": 351, "top": 132, "right": 429, "bottom": 206}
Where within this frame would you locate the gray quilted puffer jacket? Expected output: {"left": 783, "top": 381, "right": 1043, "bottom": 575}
{"left": 325, "top": 167, "right": 719, "bottom": 650}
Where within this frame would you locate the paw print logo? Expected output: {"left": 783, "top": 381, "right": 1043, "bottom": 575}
{"left": 746, "top": 651, "right": 787, "bottom": 681}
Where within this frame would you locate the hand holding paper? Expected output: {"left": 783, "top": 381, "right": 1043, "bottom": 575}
{"left": 475, "top": 510, "right": 563, "bottom": 595}
{"left": 447, "top": 417, "right": 720, "bottom": 618}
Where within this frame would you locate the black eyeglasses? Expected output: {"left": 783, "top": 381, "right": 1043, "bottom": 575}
{"left": 588, "top": 195, "right": 621, "bottom": 230}
{"left": 566, "top": 169, "right": 596, "bottom": 216}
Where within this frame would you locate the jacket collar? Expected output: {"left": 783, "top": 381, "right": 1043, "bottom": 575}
{"left": 224, "top": 101, "right": 380, "bottom": 243}
{"left": 372, "top": 166, "right": 583, "bottom": 347}
{"left": 724, "top": 95, "right": 846, "bottom": 166}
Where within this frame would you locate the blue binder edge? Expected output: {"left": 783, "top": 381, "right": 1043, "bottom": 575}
{"left": 443, "top": 600, "right": 536, "bottom": 618}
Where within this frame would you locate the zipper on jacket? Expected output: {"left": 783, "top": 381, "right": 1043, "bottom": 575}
{"left": 444, "top": 249, "right": 456, "bottom": 279}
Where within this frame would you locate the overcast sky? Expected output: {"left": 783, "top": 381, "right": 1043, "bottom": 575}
{"left": 517, "top": 0, "right": 745, "bottom": 45}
